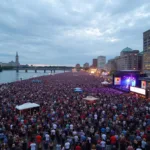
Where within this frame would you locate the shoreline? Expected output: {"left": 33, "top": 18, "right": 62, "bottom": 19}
{"left": 0, "top": 70, "right": 67, "bottom": 84}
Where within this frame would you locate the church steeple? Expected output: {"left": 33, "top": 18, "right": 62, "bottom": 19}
{"left": 15, "top": 52, "right": 19, "bottom": 67}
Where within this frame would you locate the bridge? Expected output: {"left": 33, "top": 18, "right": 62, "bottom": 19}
{"left": 14, "top": 66, "right": 74, "bottom": 73}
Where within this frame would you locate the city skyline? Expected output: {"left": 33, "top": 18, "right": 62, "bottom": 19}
{"left": 0, "top": 0, "right": 150, "bottom": 65}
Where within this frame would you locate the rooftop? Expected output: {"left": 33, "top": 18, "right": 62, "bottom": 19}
{"left": 139, "top": 77, "right": 150, "bottom": 81}
{"left": 144, "top": 29, "right": 150, "bottom": 34}
{"left": 119, "top": 70, "right": 140, "bottom": 72}
{"left": 139, "top": 51, "right": 144, "bottom": 55}
{"left": 121, "top": 47, "right": 133, "bottom": 52}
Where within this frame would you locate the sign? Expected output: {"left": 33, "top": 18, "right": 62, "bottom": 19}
{"left": 130, "top": 86, "right": 146, "bottom": 95}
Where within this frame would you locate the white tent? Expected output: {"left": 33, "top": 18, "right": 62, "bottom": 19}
{"left": 83, "top": 96, "right": 99, "bottom": 101}
{"left": 101, "top": 81, "right": 110, "bottom": 85}
{"left": 16, "top": 102, "right": 40, "bottom": 111}
{"left": 74, "top": 87, "right": 82, "bottom": 90}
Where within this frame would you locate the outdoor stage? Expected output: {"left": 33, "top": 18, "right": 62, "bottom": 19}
{"left": 112, "top": 70, "right": 147, "bottom": 92}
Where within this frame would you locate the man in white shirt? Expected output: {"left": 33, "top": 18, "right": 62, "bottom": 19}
{"left": 94, "top": 113, "right": 98, "bottom": 120}
{"left": 70, "top": 124, "right": 73, "bottom": 130}
{"left": 102, "top": 133, "right": 106, "bottom": 141}
{"left": 45, "top": 133, "right": 50, "bottom": 142}
{"left": 51, "top": 129, "right": 56, "bottom": 141}
{"left": 136, "top": 148, "right": 142, "bottom": 150}
{"left": 30, "top": 142, "right": 36, "bottom": 150}
{"left": 74, "top": 135, "right": 79, "bottom": 143}
{"left": 72, "top": 130, "right": 77, "bottom": 135}
{"left": 101, "top": 140, "right": 106, "bottom": 148}
{"left": 51, "top": 129, "right": 56, "bottom": 136}
{"left": 53, "top": 123, "right": 57, "bottom": 130}
{"left": 64, "top": 141, "right": 70, "bottom": 150}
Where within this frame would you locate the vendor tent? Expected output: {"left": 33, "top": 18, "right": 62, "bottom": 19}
{"left": 16, "top": 102, "right": 40, "bottom": 111}
{"left": 101, "top": 81, "right": 110, "bottom": 85}
{"left": 83, "top": 96, "right": 99, "bottom": 104}
{"left": 74, "top": 87, "right": 81, "bottom": 90}
{"left": 74, "top": 87, "right": 83, "bottom": 92}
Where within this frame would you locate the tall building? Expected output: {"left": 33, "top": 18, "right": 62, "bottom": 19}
{"left": 143, "top": 29, "right": 150, "bottom": 52}
{"left": 97, "top": 56, "right": 106, "bottom": 69}
{"left": 92, "top": 59, "right": 97, "bottom": 68}
{"left": 76, "top": 64, "right": 80, "bottom": 68}
{"left": 138, "top": 52, "right": 143, "bottom": 71}
{"left": 114, "top": 47, "right": 139, "bottom": 70}
{"left": 143, "top": 29, "right": 150, "bottom": 75}
{"left": 15, "top": 52, "right": 20, "bottom": 67}
{"left": 83, "top": 62, "right": 89, "bottom": 69}
{"left": 143, "top": 52, "right": 150, "bottom": 74}
{"left": 105, "top": 59, "right": 116, "bottom": 72}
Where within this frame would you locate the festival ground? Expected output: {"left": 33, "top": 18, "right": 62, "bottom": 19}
{"left": 0, "top": 72, "right": 150, "bottom": 150}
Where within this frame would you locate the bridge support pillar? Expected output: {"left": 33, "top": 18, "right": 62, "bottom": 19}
{"left": 25, "top": 69, "right": 28, "bottom": 73}
{"left": 35, "top": 70, "right": 37, "bottom": 73}
{"left": 44, "top": 70, "right": 46, "bottom": 73}
{"left": 51, "top": 70, "right": 52, "bottom": 73}
{"left": 16, "top": 69, "right": 19, "bottom": 73}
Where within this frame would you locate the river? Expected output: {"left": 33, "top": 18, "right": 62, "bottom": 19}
{"left": 0, "top": 70, "right": 65, "bottom": 84}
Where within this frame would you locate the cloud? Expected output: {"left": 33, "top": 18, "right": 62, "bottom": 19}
{"left": 0, "top": 0, "right": 150, "bottom": 65}
{"left": 106, "top": 37, "right": 120, "bottom": 43}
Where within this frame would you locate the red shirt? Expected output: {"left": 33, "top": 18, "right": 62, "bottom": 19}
{"left": 36, "top": 135, "right": 42, "bottom": 143}
{"left": 110, "top": 136, "right": 116, "bottom": 144}
{"left": 75, "top": 146, "right": 82, "bottom": 150}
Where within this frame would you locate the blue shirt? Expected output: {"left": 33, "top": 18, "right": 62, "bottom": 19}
{"left": 101, "top": 128, "right": 106, "bottom": 133}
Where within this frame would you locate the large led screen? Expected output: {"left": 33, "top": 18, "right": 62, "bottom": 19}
{"left": 114, "top": 77, "right": 121, "bottom": 85}
{"left": 141, "top": 81, "right": 146, "bottom": 89}
{"left": 130, "top": 86, "right": 146, "bottom": 95}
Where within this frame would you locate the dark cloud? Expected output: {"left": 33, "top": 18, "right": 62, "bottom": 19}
{"left": 0, "top": 0, "right": 150, "bottom": 65}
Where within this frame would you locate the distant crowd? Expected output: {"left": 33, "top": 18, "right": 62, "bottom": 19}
{"left": 0, "top": 72, "right": 150, "bottom": 150}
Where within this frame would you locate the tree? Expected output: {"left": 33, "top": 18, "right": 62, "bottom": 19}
{"left": 109, "top": 70, "right": 117, "bottom": 76}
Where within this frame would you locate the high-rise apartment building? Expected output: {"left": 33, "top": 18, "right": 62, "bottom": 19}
{"left": 106, "top": 47, "right": 141, "bottom": 71}
{"left": 92, "top": 59, "right": 97, "bottom": 68}
{"left": 143, "top": 29, "right": 150, "bottom": 75}
{"left": 97, "top": 56, "right": 106, "bottom": 69}
{"left": 118, "top": 47, "right": 139, "bottom": 70}
{"left": 143, "top": 29, "right": 150, "bottom": 52}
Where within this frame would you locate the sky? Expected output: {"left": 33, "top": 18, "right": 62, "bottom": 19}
{"left": 0, "top": 0, "right": 150, "bottom": 66}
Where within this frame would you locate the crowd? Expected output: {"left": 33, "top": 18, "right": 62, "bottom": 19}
{"left": 0, "top": 72, "right": 150, "bottom": 150}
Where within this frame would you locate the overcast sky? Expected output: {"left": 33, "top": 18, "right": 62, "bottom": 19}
{"left": 0, "top": 0, "right": 150, "bottom": 66}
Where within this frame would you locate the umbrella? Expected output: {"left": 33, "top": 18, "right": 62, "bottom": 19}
{"left": 101, "top": 81, "right": 110, "bottom": 85}
{"left": 83, "top": 96, "right": 99, "bottom": 104}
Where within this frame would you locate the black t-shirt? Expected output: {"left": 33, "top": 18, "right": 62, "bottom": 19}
{"left": 106, "top": 139, "right": 110, "bottom": 145}
{"left": 145, "top": 144, "right": 150, "bottom": 150}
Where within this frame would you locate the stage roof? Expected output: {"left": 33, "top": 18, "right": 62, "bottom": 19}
{"left": 119, "top": 70, "right": 140, "bottom": 72}
{"left": 139, "top": 77, "right": 150, "bottom": 81}
{"left": 114, "top": 70, "right": 140, "bottom": 75}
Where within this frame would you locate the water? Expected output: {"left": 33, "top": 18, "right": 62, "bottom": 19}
{"left": 0, "top": 70, "right": 65, "bottom": 84}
